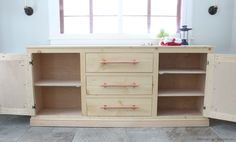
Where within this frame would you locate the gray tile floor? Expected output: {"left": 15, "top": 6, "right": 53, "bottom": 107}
{"left": 0, "top": 115, "right": 236, "bottom": 142}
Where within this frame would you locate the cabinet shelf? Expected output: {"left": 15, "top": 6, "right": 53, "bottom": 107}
{"left": 158, "top": 109, "right": 202, "bottom": 116}
{"left": 159, "top": 69, "right": 206, "bottom": 75}
{"left": 159, "top": 90, "right": 204, "bottom": 97}
{"left": 34, "top": 80, "right": 81, "bottom": 87}
{"left": 38, "top": 108, "right": 81, "bottom": 116}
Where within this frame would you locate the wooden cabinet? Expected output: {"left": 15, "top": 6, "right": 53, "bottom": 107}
{"left": 2, "top": 45, "right": 236, "bottom": 127}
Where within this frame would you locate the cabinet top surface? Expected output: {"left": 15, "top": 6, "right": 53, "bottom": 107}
{"left": 27, "top": 45, "right": 214, "bottom": 53}
{"left": 28, "top": 45, "right": 213, "bottom": 49}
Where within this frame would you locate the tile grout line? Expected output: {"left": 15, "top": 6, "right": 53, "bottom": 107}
{"left": 124, "top": 128, "right": 131, "bottom": 142}
{"left": 15, "top": 126, "right": 31, "bottom": 142}
{"left": 69, "top": 128, "right": 76, "bottom": 142}
{"left": 209, "top": 127, "right": 225, "bottom": 141}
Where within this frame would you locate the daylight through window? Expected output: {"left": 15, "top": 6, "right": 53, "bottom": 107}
{"left": 60, "top": 0, "right": 181, "bottom": 35}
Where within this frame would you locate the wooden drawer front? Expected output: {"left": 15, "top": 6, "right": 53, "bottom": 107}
{"left": 86, "top": 53, "right": 153, "bottom": 72}
{"left": 87, "top": 76, "right": 153, "bottom": 95}
{"left": 87, "top": 98, "right": 152, "bottom": 116}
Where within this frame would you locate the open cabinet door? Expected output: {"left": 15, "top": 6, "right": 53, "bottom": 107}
{"left": 204, "top": 54, "right": 236, "bottom": 122}
{"left": 0, "top": 54, "right": 35, "bottom": 115}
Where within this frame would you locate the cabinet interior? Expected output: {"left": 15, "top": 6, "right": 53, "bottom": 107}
{"left": 158, "top": 74, "right": 206, "bottom": 96}
{"left": 157, "top": 96, "right": 204, "bottom": 116}
{"left": 159, "top": 53, "right": 207, "bottom": 72}
{"left": 32, "top": 53, "right": 81, "bottom": 116}
{"left": 157, "top": 53, "right": 207, "bottom": 116}
{"left": 32, "top": 53, "right": 81, "bottom": 82}
{"left": 35, "top": 87, "right": 81, "bottom": 115}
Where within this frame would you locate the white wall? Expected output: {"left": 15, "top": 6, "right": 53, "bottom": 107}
{"left": 192, "top": 0, "right": 234, "bottom": 53}
{"left": 231, "top": 1, "right": 236, "bottom": 53}
{"left": 0, "top": 0, "right": 235, "bottom": 53}
{"left": 0, "top": 0, "right": 49, "bottom": 53}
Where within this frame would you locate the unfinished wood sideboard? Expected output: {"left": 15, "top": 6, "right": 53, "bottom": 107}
{"left": 1, "top": 45, "right": 236, "bottom": 127}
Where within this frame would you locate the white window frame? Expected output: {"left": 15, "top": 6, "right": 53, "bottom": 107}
{"left": 48, "top": 0, "right": 193, "bottom": 45}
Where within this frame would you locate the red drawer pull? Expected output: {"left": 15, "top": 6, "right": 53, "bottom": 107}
{"left": 101, "top": 82, "right": 139, "bottom": 88}
{"left": 100, "top": 59, "right": 139, "bottom": 64}
{"left": 101, "top": 105, "right": 139, "bottom": 110}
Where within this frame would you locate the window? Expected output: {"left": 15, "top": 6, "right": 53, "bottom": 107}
{"left": 60, "top": 0, "right": 182, "bottom": 35}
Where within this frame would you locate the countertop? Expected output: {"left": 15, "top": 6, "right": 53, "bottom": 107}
{"left": 28, "top": 45, "right": 214, "bottom": 49}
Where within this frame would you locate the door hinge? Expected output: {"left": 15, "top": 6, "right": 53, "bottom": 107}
{"left": 207, "top": 61, "right": 209, "bottom": 65}
{"left": 29, "top": 60, "right": 33, "bottom": 65}
{"left": 32, "top": 105, "right": 36, "bottom": 109}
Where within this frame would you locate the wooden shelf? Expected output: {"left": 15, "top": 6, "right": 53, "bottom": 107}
{"left": 158, "top": 90, "right": 204, "bottom": 97}
{"left": 159, "top": 69, "right": 206, "bottom": 74}
{"left": 158, "top": 109, "right": 202, "bottom": 116}
{"left": 38, "top": 108, "right": 81, "bottom": 116}
{"left": 34, "top": 80, "right": 81, "bottom": 87}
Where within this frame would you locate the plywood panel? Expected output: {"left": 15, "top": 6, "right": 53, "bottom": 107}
{"left": 158, "top": 97, "right": 204, "bottom": 116}
{"left": 32, "top": 53, "right": 81, "bottom": 81}
{"left": 159, "top": 90, "right": 204, "bottom": 97}
{"left": 159, "top": 53, "right": 207, "bottom": 70}
{"left": 41, "top": 87, "right": 81, "bottom": 109}
{"left": 159, "top": 74, "right": 205, "bottom": 91}
{"left": 159, "top": 69, "right": 206, "bottom": 74}
{"left": 34, "top": 80, "right": 81, "bottom": 87}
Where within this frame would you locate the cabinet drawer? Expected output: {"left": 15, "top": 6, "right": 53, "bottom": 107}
{"left": 86, "top": 53, "right": 153, "bottom": 72}
{"left": 87, "top": 98, "right": 152, "bottom": 116}
{"left": 86, "top": 76, "right": 153, "bottom": 95}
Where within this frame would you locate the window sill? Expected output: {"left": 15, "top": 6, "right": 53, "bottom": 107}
{"left": 49, "top": 34, "right": 161, "bottom": 45}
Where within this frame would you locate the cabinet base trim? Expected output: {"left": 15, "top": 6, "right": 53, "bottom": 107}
{"left": 0, "top": 107, "right": 35, "bottom": 116}
{"left": 30, "top": 117, "right": 209, "bottom": 127}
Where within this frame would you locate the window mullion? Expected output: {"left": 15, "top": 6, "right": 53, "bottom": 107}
{"left": 118, "top": 0, "right": 123, "bottom": 33}
{"left": 59, "top": 0, "right": 64, "bottom": 34}
{"left": 147, "top": 0, "right": 151, "bottom": 33}
{"left": 89, "top": 0, "right": 93, "bottom": 33}
{"left": 177, "top": 0, "right": 182, "bottom": 32}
